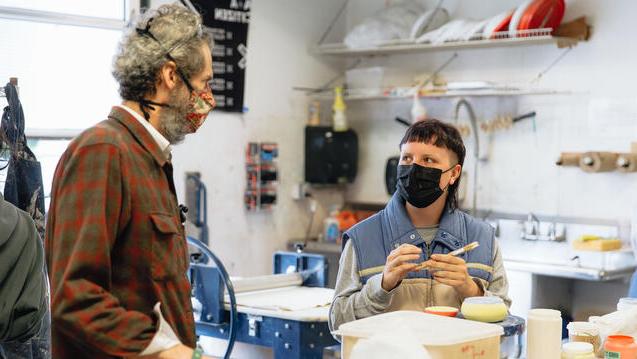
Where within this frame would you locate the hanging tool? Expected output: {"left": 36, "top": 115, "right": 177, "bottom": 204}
{"left": 480, "top": 111, "right": 537, "bottom": 134}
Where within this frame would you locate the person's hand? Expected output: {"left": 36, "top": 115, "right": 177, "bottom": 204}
{"left": 381, "top": 244, "right": 422, "bottom": 291}
{"left": 137, "top": 344, "right": 216, "bottom": 359}
{"left": 424, "top": 254, "right": 483, "bottom": 298}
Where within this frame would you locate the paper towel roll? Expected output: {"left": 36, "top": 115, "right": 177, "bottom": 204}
{"left": 617, "top": 153, "right": 637, "bottom": 173}
{"left": 579, "top": 152, "right": 619, "bottom": 173}
{"left": 556, "top": 152, "right": 581, "bottom": 167}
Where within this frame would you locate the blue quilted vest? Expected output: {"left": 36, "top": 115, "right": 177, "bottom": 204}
{"left": 345, "top": 193, "right": 495, "bottom": 284}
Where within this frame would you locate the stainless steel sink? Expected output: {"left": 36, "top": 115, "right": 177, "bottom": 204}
{"left": 487, "top": 217, "right": 636, "bottom": 281}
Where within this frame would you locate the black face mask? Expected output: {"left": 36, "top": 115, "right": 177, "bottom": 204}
{"left": 396, "top": 163, "right": 455, "bottom": 208}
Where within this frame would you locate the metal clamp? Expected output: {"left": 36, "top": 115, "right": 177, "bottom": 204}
{"left": 248, "top": 315, "right": 263, "bottom": 337}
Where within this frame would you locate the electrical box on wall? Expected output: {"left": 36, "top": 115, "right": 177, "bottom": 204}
{"left": 245, "top": 142, "right": 278, "bottom": 211}
{"left": 184, "top": 171, "right": 209, "bottom": 245}
{"left": 304, "top": 126, "right": 358, "bottom": 185}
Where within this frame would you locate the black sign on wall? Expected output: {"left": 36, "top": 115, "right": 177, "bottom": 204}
{"left": 190, "top": 0, "right": 251, "bottom": 112}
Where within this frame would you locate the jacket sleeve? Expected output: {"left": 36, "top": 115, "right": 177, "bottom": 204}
{"left": 328, "top": 240, "right": 396, "bottom": 339}
{"left": 47, "top": 143, "right": 156, "bottom": 356}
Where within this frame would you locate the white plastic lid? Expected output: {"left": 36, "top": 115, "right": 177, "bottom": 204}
{"left": 528, "top": 308, "right": 561, "bottom": 318}
{"left": 562, "top": 342, "right": 594, "bottom": 354}
{"left": 566, "top": 322, "right": 599, "bottom": 336}
{"left": 618, "top": 297, "right": 637, "bottom": 311}
{"left": 350, "top": 334, "right": 432, "bottom": 359}
{"left": 463, "top": 296, "right": 504, "bottom": 305}
{"left": 334, "top": 311, "right": 504, "bottom": 346}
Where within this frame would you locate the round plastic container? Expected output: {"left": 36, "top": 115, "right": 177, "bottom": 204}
{"left": 604, "top": 335, "right": 637, "bottom": 359}
{"left": 335, "top": 310, "right": 504, "bottom": 359}
{"left": 527, "top": 309, "right": 562, "bottom": 359}
{"left": 460, "top": 297, "right": 508, "bottom": 323}
{"left": 561, "top": 342, "right": 595, "bottom": 359}
{"left": 566, "top": 322, "right": 601, "bottom": 355}
{"left": 617, "top": 297, "right": 637, "bottom": 312}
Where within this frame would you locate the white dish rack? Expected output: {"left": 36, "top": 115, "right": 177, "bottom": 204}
{"left": 315, "top": 28, "right": 578, "bottom": 57}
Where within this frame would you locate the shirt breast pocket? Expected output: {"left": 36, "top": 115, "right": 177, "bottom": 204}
{"left": 149, "top": 213, "right": 186, "bottom": 281}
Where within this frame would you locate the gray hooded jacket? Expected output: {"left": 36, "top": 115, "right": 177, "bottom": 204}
{"left": 0, "top": 192, "right": 46, "bottom": 343}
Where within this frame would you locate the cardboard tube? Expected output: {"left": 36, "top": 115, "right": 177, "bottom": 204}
{"left": 232, "top": 273, "right": 303, "bottom": 293}
{"left": 556, "top": 152, "right": 581, "bottom": 167}
{"left": 617, "top": 153, "right": 637, "bottom": 173}
{"left": 579, "top": 152, "right": 619, "bottom": 173}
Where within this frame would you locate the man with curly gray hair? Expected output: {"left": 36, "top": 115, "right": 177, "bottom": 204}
{"left": 45, "top": 3, "right": 215, "bottom": 359}
{"left": 113, "top": 3, "right": 215, "bottom": 144}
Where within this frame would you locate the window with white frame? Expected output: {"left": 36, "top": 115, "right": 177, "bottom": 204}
{"left": 0, "top": 0, "right": 128, "bottom": 20}
{"left": 0, "top": 1, "right": 137, "bottom": 208}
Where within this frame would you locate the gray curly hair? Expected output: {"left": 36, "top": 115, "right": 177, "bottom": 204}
{"left": 113, "top": 4, "right": 211, "bottom": 102}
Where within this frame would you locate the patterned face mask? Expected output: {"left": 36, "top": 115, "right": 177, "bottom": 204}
{"left": 185, "top": 88, "right": 215, "bottom": 132}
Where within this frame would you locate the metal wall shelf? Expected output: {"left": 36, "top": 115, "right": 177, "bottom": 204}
{"left": 312, "top": 88, "right": 568, "bottom": 102}
{"left": 314, "top": 29, "right": 580, "bottom": 57}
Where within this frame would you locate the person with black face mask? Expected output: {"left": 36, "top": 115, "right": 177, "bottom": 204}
{"left": 329, "top": 119, "right": 510, "bottom": 336}
{"left": 395, "top": 162, "right": 457, "bottom": 209}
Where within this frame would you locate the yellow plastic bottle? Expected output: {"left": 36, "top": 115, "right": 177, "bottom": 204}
{"left": 332, "top": 86, "right": 348, "bottom": 132}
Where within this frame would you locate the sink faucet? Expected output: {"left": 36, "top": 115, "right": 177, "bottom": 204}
{"left": 521, "top": 212, "right": 566, "bottom": 242}
{"left": 527, "top": 212, "right": 540, "bottom": 235}
{"left": 454, "top": 98, "right": 480, "bottom": 216}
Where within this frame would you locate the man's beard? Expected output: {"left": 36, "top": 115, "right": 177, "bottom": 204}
{"left": 157, "top": 87, "right": 192, "bottom": 145}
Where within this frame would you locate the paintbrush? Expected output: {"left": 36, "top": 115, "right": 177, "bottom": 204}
{"left": 449, "top": 241, "right": 480, "bottom": 256}
{"left": 415, "top": 241, "right": 480, "bottom": 271}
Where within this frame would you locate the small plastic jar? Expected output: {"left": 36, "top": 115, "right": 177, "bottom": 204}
{"left": 561, "top": 342, "right": 596, "bottom": 359}
{"left": 460, "top": 297, "right": 507, "bottom": 323}
{"left": 604, "top": 335, "right": 637, "bottom": 359}
{"left": 567, "top": 322, "right": 601, "bottom": 356}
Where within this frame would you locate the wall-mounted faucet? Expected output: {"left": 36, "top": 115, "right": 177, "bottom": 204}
{"left": 454, "top": 98, "right": 480, "bottom": 216}
{"left": 521, "top": 212, "right": 566, "bottom": 242}
{"left": 526, "top": 213, "right": 540, "bottom": 236}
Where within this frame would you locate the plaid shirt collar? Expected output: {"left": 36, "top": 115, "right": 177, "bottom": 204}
{"left": 117, "top": 104, "right": 172, "bottom": 161}
{"left": 108, "top": 106, "right": 169, "bottom": 167}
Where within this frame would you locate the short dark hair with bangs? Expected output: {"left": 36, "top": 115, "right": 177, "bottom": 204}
{"left": 399, "top": 119, "right": 466, "bottom": 210}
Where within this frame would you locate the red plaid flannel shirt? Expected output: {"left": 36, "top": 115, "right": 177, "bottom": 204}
{"left": 45, "top": 107, "right": 195, "bottom": 358}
